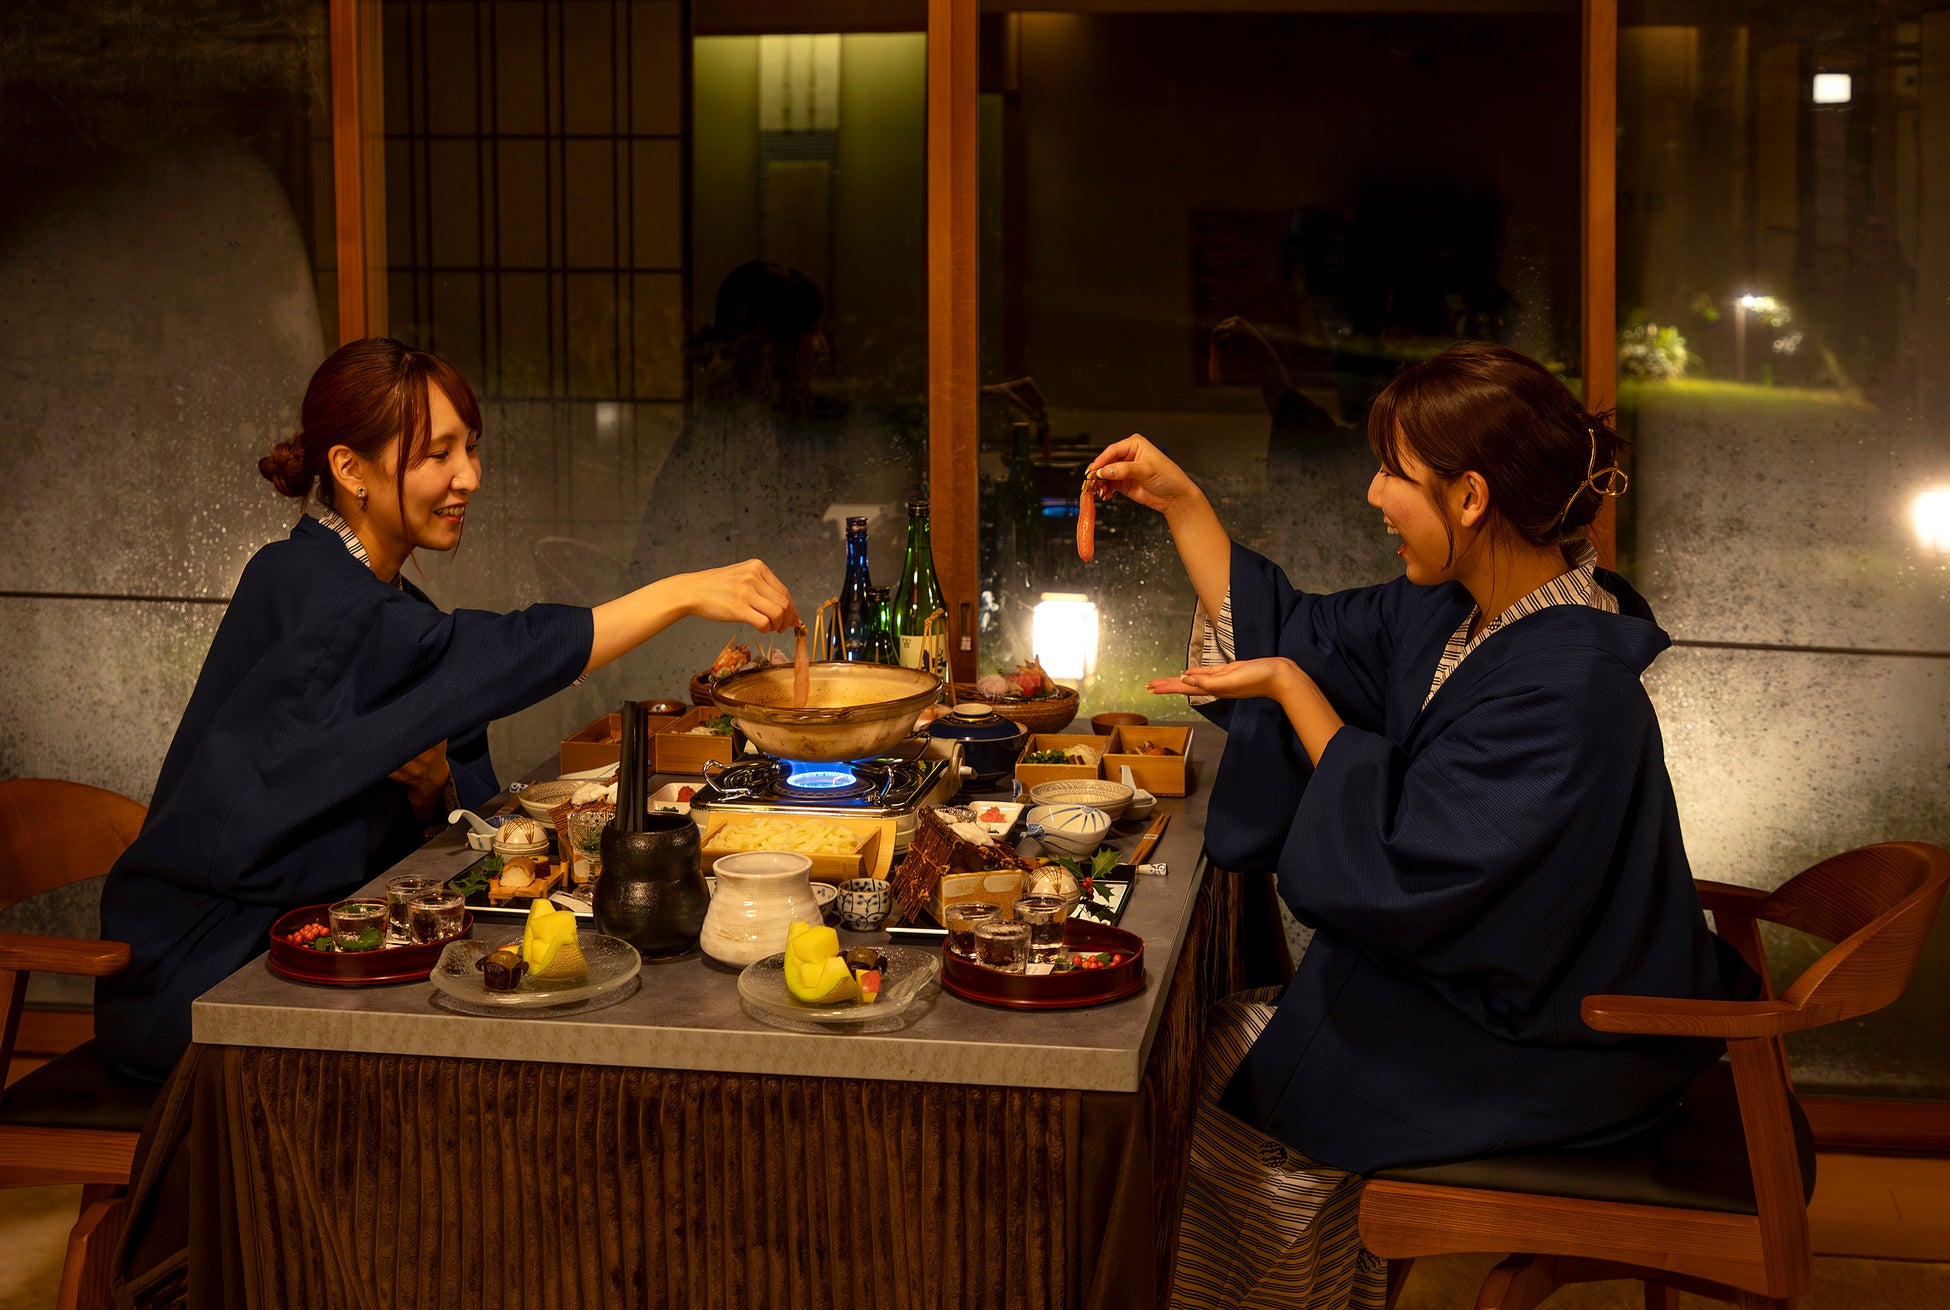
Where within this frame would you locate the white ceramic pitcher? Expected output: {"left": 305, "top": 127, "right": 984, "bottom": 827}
{"left": 699, "top": 851, "right": 824, "bottom": 967}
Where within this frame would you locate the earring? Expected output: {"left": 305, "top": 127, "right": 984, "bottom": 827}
{"left": 355, "top": 487, "right": 368, "bottom": 512}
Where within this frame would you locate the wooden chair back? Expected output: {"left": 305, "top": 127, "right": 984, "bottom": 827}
{"left": 1761, "top": 842, "right": 1948, "bottom": 1022}
{"left": 0, "top": 779, "right": 146, "bottom": 910}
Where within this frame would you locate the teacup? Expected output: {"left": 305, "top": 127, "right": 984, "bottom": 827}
{"left": 838, "top": 877, "right": 893, "bottom": 931}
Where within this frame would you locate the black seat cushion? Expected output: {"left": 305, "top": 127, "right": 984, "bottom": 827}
{"left": 1370, "top": 1062, "right": 1816, "bottom": 1215}
{"left": 0, "top": 1038, "right": 160, "bottom": 1133}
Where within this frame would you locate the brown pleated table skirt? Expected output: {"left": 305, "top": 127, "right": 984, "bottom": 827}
{"left": 117, "top": 873, "right": 1247, "bottom": 1310}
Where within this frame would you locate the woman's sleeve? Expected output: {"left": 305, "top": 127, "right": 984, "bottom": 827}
{"left": 446, "top": 720, "right": 499, "bottom": 812}
{"left": 1281, "top": 671, "right": 1650, "bottom": 1029}
{"left": 1193, "top": 543, "right": 1412, "bottom": 871}
{"left": 202, "top": 586, "right": 593, "bottom": 901}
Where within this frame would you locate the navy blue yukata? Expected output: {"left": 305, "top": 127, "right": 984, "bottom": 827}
{"left": 97, "top": 517, "right": 593, "bottom": 1081}
{"left": 1201, "top": 543, "right": 1753, "bottom": 1174}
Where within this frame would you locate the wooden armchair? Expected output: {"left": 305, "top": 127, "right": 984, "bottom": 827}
{"left": 1358, "top": 841, "right": 1950, "bottom": 1310}
{"left": 0, "top": 778, "right": 156, "bottom": 1310}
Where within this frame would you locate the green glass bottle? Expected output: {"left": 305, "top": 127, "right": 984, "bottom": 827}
{"left": 891, "top": 500, "right": 948, "bottom": 677}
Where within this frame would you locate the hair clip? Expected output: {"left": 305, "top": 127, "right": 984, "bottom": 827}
{"left": 1553, "top": 428, "right": 1628, "bottom": 531}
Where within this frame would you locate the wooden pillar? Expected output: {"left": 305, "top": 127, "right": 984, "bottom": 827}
{"left": 928, "top": 0, "right": 981, "bottom": 684}
{"left": 331, "top": 0, "right": 387, "bottom": 344}
{"left": 1583, "top": 0, "right": 1619, "bottom": 565}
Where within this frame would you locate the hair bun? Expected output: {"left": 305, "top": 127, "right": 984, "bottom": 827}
{"left": 258, "top": 436, "right": 315, "bottom": 499}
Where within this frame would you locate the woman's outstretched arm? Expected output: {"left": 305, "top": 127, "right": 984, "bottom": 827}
{"left": 1084, "top": 436, "right": 1232, "bottom": 621}
{"left": 585, "top": 558, "right": 799, "bottom": 677}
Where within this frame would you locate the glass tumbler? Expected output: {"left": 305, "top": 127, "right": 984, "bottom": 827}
{"left": 973, "top": 919, "right": 1030, "bottom": 973}
{"left": 384, "top": 874, "right": 448, "bottom": 943}
{"left": 407, "top": 890, "right": 466, "bottom": 945}
{"left": 1013, "top": 893, "right": 1076, "bottom": 960}
{"left": 329, "top": 899, "right": 388, "bottom": 952}
{"left": 564, "top": 809, "right": 613, "bottom": 888}
{"left": 943, "top": 901, "right": 1000, "bottom": 957}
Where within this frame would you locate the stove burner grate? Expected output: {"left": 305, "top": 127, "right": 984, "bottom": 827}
{"left": 704, "top": 757, "right": 923, "bottom": 806}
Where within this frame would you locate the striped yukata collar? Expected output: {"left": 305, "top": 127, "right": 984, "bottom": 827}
{"left": 311, "top": 506, "right": 404, "bottom": 589}
{"left": 1423, "top": 540, "right": 1617, "bottom": 708}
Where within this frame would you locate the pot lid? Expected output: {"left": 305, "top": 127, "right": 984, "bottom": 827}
{"left": 928, "top": 703, "right": 1026, "bottom": 741}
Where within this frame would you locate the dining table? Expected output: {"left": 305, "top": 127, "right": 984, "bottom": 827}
{"left": 126, "top": 725, "right": 1268, "bottom": 1309}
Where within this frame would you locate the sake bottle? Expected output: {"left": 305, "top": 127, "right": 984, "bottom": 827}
{"left": 892, "top": 500, "right": 948, "bottom": 677}
{"left": 838, "top": 516, "right": 874, "bottom": 661}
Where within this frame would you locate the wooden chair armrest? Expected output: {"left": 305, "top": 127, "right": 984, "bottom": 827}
{"left": 0, "top": 931, "right": 131, "bottom": 978}
{"left": 1581, "top": 993, "right": 1831, "bottom": 1038}
{"left": 1694, "top": 879, "right": 1769, "bottom": 917}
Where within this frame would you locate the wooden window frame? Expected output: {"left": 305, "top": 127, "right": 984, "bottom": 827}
{"left": 329, "top": 0, "right": 1616, "bottom": 667}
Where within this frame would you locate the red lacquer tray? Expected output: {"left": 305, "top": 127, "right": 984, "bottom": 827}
{"left": 266, "top": 903, "right": 474, "bottom": 987}
{"left": 941, "top": 921, "right": 1146, "bottom": 1010}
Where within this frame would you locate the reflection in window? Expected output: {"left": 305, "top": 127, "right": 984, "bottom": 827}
{"left": 1615, "top": 2, "right": 1950, "bottom": 1102}
{"left": 379, "top": 3, "right": 929, "bottom": 746}
{"left": 975, "top": 10, "right": 1580, "bottom": 712}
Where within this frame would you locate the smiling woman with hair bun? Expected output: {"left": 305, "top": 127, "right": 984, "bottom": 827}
{"left": 1082, "top": 341, "right": 1760, "bottom": 1306}
{"left": 97, "top": 338, "right": 801, "bottom": 1083}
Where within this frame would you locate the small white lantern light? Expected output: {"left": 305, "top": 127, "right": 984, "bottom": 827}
{"left": 1031, "top": 593, "right": 1100, "bottom": 681}
{"left": 1912, "top": 487, "right": 1950, "bottom": 554}
{"left": 1812, "top": 73, "right": 1852, "bottom": 105}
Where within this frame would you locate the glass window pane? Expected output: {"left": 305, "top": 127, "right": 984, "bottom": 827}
{"left": 0, "top": 0, "right": 334, "bottom": 1003}
{"left": 382, "top": 2, "right": 928, "bottom": 768}
{"left": 1618, "top": 2, "right": 1950, "bottom": 1100}
{"left": 975, "top": 9, "right": 1582, "bottom": 705}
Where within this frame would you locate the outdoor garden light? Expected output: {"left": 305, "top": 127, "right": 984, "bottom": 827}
{"left": 1812, "top": 73, "right": 1852, "bottom": 105}
{"left": 1911, "top": 488, "right": 1950, "bottom": 554}
{"left": 1032, "top": 593, "right": 1100, "bottom": 680}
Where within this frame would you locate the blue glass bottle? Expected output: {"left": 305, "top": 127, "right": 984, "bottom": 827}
{"left": 838, "top": 516, "right": 874, "bottom": 661}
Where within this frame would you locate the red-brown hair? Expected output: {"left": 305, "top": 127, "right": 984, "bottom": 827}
{"left": 258, "top": 338, "right": 481, "bottom": 540}
{"left": 1367, "top": 341, "right": 1627, "bottom": 557}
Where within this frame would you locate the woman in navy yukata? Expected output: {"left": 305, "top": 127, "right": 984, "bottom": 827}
{"left": 97, "top": 338, "right": 800, "bottom": 1083}
{"left": 1085, "top": 341, "right": 1753, "bottom": 1177}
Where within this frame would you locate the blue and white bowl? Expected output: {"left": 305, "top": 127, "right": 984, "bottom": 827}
{"left": 1023, "top": 803, "right": 1111, "bottom": 859}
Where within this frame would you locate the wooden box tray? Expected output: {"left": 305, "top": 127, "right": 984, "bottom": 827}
{"left": 1013, "top": 734, "right": 1106, "bottom": 789}
{"left": 267, "top": 903, "right": 474, "bottom": 987}
{"left": 655, "top": 706, "right": 742, "bottom": 774}
{"left": 940, "top": 921, "right": 1145, "bottom": 1010}
{"left": 699, "top": 813, "right": 892, "bottom": 883}
{"left": 1102, "top": 725, "right": 1194, "bottom": 797}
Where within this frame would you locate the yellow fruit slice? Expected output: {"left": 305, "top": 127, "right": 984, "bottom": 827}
{"left": 782, "top": 923, "right": 859, "bottom": 1003}
{"left": 530, "top": 936, "right": 588, "bottom": 981}
{"left": 521, "top": 899, "right": 555, "bottom": 961}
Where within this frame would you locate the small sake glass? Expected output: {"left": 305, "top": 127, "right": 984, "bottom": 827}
{"left": 329, "top": 899, "right": 388, "bottom": 953}
{"left": 973, "top": 919, "right": 1030, "bottom": 973}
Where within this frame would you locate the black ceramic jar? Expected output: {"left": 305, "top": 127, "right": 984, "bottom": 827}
{"left": 926, "top": 703, "right": 1029, "bottom": 787}
{"left": 595, "top": 812, "right": 710, "bottom": 959}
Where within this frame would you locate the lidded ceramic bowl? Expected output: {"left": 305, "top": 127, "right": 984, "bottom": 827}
{"left": 493, "top": 815, "right": 550, "bottom": 860}
{"left": 926, "top": 703, "right": 1030, "bottom": 786}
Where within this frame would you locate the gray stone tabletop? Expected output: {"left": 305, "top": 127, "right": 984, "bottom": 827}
{"left": 193, "top": 729, "right": 1219, "bottom": 1094}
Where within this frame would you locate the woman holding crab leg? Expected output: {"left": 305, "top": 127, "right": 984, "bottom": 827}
{"left": 1082, "top": 341, "right": 1754, "bottom": 1187}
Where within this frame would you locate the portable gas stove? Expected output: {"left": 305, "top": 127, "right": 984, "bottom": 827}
{"left": 688, "top": 742, "right": 963, "bottom": 856}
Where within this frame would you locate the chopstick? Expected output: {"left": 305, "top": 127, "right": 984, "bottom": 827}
{"left": 1132, "top": 814, "right": 1171, "bottom": 866}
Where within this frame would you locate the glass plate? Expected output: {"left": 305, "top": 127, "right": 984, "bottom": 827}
{"left": 428, "top": 927, "right": 641, "bottom": 1009}
{"left": 737, "top": 945, "right": 940, "bottom": 1026}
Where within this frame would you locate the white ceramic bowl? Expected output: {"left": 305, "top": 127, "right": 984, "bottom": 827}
{"left": 1024, "top": 803, "right": 1111, "bottom": 859}
{"left": 1027, "top": 779, "right": 1134, "bottom": 825}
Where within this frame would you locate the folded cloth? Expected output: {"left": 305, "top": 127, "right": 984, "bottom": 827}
{"left": 1168, "top": 988, "right": 1389, "bottom": 1310}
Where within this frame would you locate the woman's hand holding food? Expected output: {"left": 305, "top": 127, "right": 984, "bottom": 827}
{"left": 586, "top": 559, "right": 799, "bottom": 677}
{"left": 1150, "top": 658, "right": 1345, "bottom": 766}
{"left": 1083, "top": 435, "right": 1200, "bottom": 516}
{"left": 1084, "top": 435, "right": 1233, "bottom": 619}
{"left": 672, "top": 559, "right": 801, "bottom": 633}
